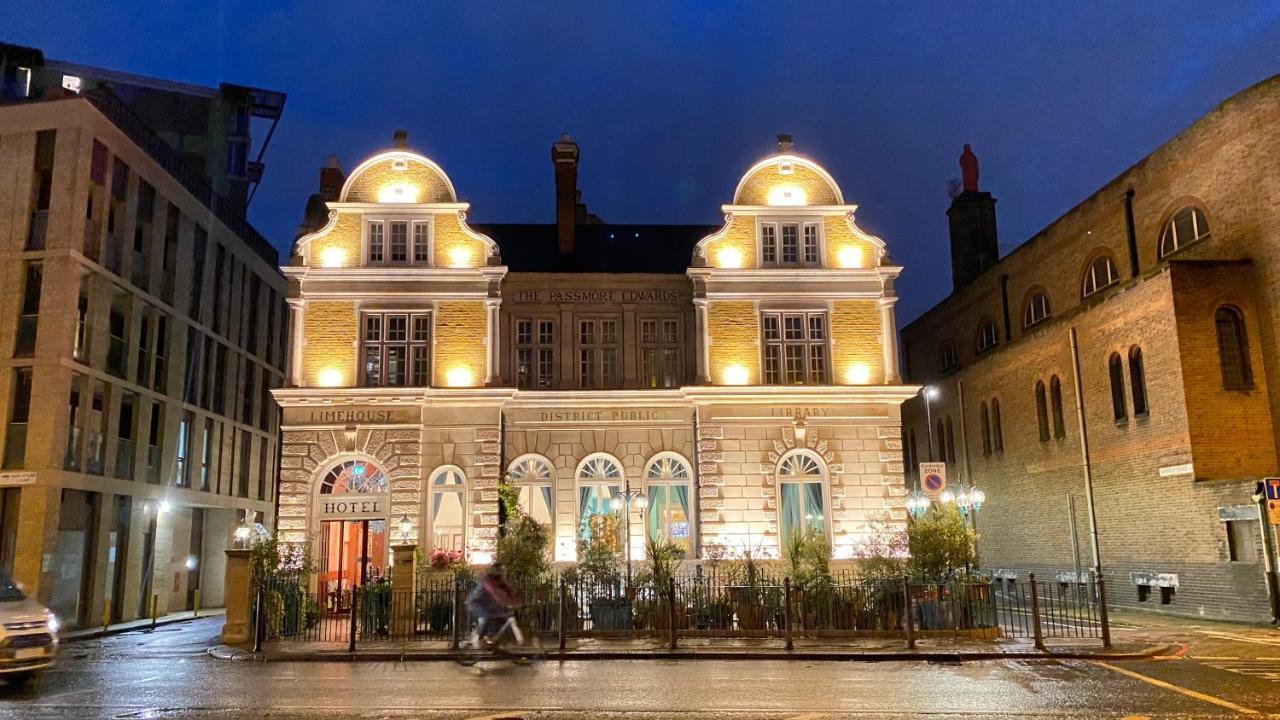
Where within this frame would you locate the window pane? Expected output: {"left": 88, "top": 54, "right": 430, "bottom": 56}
{"left": 785, "top": 345, "right": 805, "bottom": 383}
{"left": 364, "top": 315, "right": 382, "bottom": 342}
{"left": 1174, "top": 209, "right": 1194, "bottom": 248}
{"left": 389, "top": 222, "right": 407, "bottom": 262}
{"left": 368, "top": 223, "right": 384, "bottom": 262}
{"left": 386, "top": 316, "right": 407, "bottom": 342}
{"left": 411, "top": 346, "right": 429, "bottom": 386}
{"left": 538, "top": 320, "right": 554, "bottom": 344}
{"left": 662, "top": 319, "right": 678, "bottom": 344}
{"left": 807, "top": 314, "right": 825, "bottom": 340}
{"left": 601, "top": 319, "right": 617, "bottom": 345}
{"left": 517, "top": 348, "right": 532, "bottom": 388}
{"left": 808, "top": 344, "right": 826, "bottom": 383}
{"left": 803, "top": 225, "right": 819, "bottom": 264}
{"left": 517, "top": 320, "right": 532, "bottom": 344}
{"left": 784, "top": 315, "right": 804, "bottom": 340}
{"left": 386, "top": 347, "right": 406, "bottom": 386}
{"left": 781, "top": 225, "right": 798, "bottom": 263}
{"left": 763, "top": 314, "right": 780, "bottom": 340}
{"left": 761, "top": 225, "right": 776, "bottom": 264}
{"left": 537, "top": 348, "right": 554, "bottom": 388}
{"left": 641, "top": 320, "right": 657, "bottom": 344}
{"left": 579, "top": 320, "right": 594, "bottom": 345}
{"left": 412, "top": 223, "right": 429, "bottom": 262}
{"left": 363, "top": 347, "right": 381, "bottom": 386}
{"left": 412, "top": 315, "right": 430, "bottom": 342}
{"left": 764, "top": 345, "right": 781, "bottom": 385}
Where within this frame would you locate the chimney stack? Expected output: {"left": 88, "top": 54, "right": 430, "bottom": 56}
{"left": 777, "top": 133, "right": 794, "bottom": 152}
{"left": 392, "top": 129, "right": 409, "bottom": 149}
{"left": 947, "top": 144, "right": 999, "bottom": 291}
{"left": 319, "top": 155, "right": 345, "bottom": 201}
{"left": 552, "top": 133, "right": 580, "bottom": 254}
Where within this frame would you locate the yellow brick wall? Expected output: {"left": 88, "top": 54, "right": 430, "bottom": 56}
{"left": 343, "top": 157, "right": 454, "bottom": 204}
{"left": 702, "top": 215, "right": 759, "bottom": 269}
{"left": 823, "top": 216, "right": 878, "bottom": 269}
{"left": 434, "top": 212, "right": 488, "bottom": 268}
{"left": 434, "top": 300, "right": 488, "bottom": 386}
{"left": 734, "top": 161, "right": 840, "bottom": 206}
{"left": 302, "top": 301, "right": 357, "bottom": 386}
{"left": 830, "top": 300, "right": 884, "bottom": 384}
{"left": 307, "top": 212, "right": 361, "bottom": 267}
{"left": 707, "top": 301, "right": 760, "bottom": 384}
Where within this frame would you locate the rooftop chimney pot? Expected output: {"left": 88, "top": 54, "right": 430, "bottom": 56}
{"left": 777, "top": 134, "right": 794, "bottom": 151}
{"left": 392, "top": 129, "right": 409, "bottom": 148}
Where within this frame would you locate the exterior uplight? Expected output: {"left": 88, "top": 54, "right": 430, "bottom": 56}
{"left": 836, "top": 245, "right": 864, "bottom": 268}
{"left": 845, "top": 363, "right": 871, "bottom": 385}
{"left": 766, "top": 185, "right": 806, "bottom": 206}
{"left": 716, "top": 246, "right": 744, "bottom": 269}
{"left": 319, "top": 246, "right": 346, "bottom": 268}
{"left": 445, "top": 366, "right": 475, "bottom": 387}
{"left": 376, "top": 183, "right": 418, "bottom": 203}
{"left": 317, "top": 368, "right": 344, "bottom": 387}
{"left": 722, "top": 364, "right": 749, "bottom": 385}
{"left": 448, "top": 246, "right": 473, "bottom": 268}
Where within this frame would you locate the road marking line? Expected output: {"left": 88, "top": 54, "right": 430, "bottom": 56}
{"left": 785, "top": 714, "right": 832, "bottom": 720}
{"left": 1192, "top": 656, "right": 1239, "bottom": 660}
{"left": 1093, "top": 662, "right": 1259, "bottom": 715}
{"left": 1198, "top": 630, "right": 1280, "bottom": 647}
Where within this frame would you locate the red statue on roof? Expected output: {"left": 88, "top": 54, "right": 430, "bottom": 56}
{"left": 959, "top": 144, "right": 979, "bottom": 193}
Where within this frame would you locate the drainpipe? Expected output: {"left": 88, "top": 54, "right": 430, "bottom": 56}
{"left": 1123, "top": 189, "right": 1140, "bottom": 278}
{"left": 1068, "top": 326, "right": 1103, "bottom": 575}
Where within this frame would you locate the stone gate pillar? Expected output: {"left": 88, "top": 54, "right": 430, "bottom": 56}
{"left": 220, "top": 549, "right": 253, "bottom": 645}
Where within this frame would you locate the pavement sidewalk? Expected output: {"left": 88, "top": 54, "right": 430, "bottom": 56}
{"left": 210, "top": 630, "right": 1171, "bottom": 663}
{"left": 64, "top": 608, "right": 225, "bottom": 642}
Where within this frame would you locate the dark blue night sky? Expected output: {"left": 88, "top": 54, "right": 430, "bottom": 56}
{"left": 7, "top": 2, "right": 1279, "bottom": 320}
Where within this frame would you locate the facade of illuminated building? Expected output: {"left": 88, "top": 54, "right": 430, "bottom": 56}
{"left": 276, "top": 132, "right": 916, "bottom": 592}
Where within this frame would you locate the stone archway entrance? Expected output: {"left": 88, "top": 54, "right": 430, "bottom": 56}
{"left": 315, "top": 459, "right": 389, "bottom": 611}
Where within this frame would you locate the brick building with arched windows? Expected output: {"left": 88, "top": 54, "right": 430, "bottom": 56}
{"left": 900, "top": 75, "right": 1280, "bottom": 623}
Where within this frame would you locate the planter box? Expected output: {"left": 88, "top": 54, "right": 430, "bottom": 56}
{"left": 590, "top": 601, "right": 633, "bottom": 630}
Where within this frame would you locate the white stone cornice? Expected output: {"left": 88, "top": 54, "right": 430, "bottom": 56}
{"left": 719, "top": 204, "right": 861, "bottom": 216}
{"left": 325, "top": 201, "right": 472, "bottom": 212}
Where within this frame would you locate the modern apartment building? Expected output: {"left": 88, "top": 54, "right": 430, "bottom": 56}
{"left": 900, "top": 75, "right": 1280, "bottom": 622}
{"left": 0, "top": 79, "right": 287, "bottom": 627}
{"left": 276, "top": 132, "right": 914, "bottom": 598}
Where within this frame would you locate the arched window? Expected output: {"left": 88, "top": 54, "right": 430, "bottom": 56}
{"left": 1214, "top": 306, "right": 1253, "bottom": 390}
{"left": 777, "top": 450, "right": 827, "bottom": 541}
{"left": 1035, "top": 381, "right": 1049, "bottom": 442}
{"left": 1108, "top": 353, "right": 1127, "bottom": 422}
{"left": 1159, "top": 206, "right": 1210, "bottom": 258}
{"left": 1129, "top": 346, "right": 1148, "bottom": 416}
{"left": 979, "top": 402, "right": 991, "bottom": 456}
{"left": 944, "top": 415, "right": 956, "bottom": 463}
{"left": 644, "top": 453, "right": 693, "bottom": 552}
{"left": 508, "top": 454, "right": 555, "bottom": 530}
{"left": 991, "top": 398, "right": 1004, "bottom": 453}
{"left": 1050, "top": 376, "right": 1066, "bottom": 439}
{"left": 977, "top": 320, "right": 999, "bottom": 353}
{"left": 428, "top": 466, "right": 466, "bottom": 552}
{"left": 938, "top": 344, "right": 958, "bottom": 373}
{"left": 576, "top": 453, "right": 624, "bottom": 542}
{"left": 319, "top": 459, "right": 389, "bottom": 495}
{"left": 1082, "top": 254, "right": 1120, "bottom": 298}
{"left": 1024, "top": 291, "right": 1051, "bottom": 328}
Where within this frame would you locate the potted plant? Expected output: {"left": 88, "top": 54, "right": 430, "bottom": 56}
{"left": 578, "top": 512, "right": 631, "bottom": 630}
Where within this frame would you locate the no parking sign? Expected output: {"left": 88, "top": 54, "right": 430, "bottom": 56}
{"left": 919, "top": 462, "right": 947, "bottom": 496}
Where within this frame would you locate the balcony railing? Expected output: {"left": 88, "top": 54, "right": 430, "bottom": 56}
{"left": 145, "top": 444, "right": 160, "bottom": 484}
{"left": 63, "top": 426, "right": 81, "bottom": 471}
{"left": 85, "top": 431, "right": 104, "bottom": 476}
{"left": 114, "top": 438, "right": 135, "bottom": 479}
{"left": 3, "top": 424, "right": 27, "bottom": 469}
{"left": 26, "top": 210, "right": 48, "bottom": 250}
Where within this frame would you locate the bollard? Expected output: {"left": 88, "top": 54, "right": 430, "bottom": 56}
{"left": 667, "top": 577, "right": 677, "bottom": 651}
{"left": 150, "top": 594, "right": 159, "bottom": 631}
{"left": 347, "top": 589, "right": 358, "bottom": 654}
{"left": 558, "top": 577, "right": 567, "bottom": 652}
{"left": 1097, "top": 574, "right": 1111, "bottom": 648}
{"left": 1029, "top": 573, "right": 1046, "bottom": 651}
{"left": 784, "top": 577, "right": 794, "bottom": 651}
{"left": 902, "top": 576, "right": 916, "bottom": 650}
{"left": 450, "top": 581, "right": 462, "bottom": 651}
{"left": 252, "top": 585, "right": 264, "bottom": 653}
{"left": 193, "top": 589, "right": 201, "bottom": 619}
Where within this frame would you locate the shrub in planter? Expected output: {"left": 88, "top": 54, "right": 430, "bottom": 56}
{"left": 907, "top": 504, "right": 977, "bottom": 582}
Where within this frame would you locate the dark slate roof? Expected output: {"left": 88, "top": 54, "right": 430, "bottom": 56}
{"left": 474, "top": 223, "right": 718, "bottom": 273}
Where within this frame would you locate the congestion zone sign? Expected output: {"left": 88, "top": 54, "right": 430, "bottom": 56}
{"left": 919, "top": 462, "right": 947, "bottom": 495}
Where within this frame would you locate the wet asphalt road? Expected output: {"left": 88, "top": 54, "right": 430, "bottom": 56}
{"left": 2, "top": 617, "right": 1279, "bottom": 718}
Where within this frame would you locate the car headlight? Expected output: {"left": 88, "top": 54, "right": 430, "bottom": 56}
{"left": 46, "top": 614, "right": 59, "bottom": 634}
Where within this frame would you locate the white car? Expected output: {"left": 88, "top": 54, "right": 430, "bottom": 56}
{"left": 0, "top": 570, "right": 57, "bottom": 686}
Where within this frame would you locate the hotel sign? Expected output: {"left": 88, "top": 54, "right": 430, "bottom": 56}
{"left": 284, "top": 406, "right": 419, "bottom": 426}
{"left": 317, "top": 495, "right": 385, "bottom": 521}
{"left": 511, "top": 289, "right": 681, "bottom": 304}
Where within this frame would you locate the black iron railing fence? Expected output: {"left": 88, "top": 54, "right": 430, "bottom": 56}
{"left": 251, "top": 569, "right": 1109, "bottom": 651}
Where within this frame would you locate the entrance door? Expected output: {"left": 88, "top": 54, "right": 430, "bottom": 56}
{"left": 317, "top": 519, "right": 387, "bottom": 612}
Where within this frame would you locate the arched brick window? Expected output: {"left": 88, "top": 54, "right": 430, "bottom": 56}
{"left": 991, "top": 398, "right": 1004, "bottom": 453}
{"left": 979, "top": 401, "right": 992, "bottom": 456}
{"left": 1050, "top": 376, "right": 1066, "bottom": 439}
{"left": 1129, "top": 346, "right": 1148, "bottom": 416}
{"left": 1108, "top": 353, "right": 1127, "bottom": 422}
{"left": 1023, "top": 290, "right": 1051, "bottom": 328}
{"left": 1214, "top": 306, "right": 1253, "bottom": 390}
{"left": 1159, "top": 206, "right": 1210, "bottom": 258}
{"left": 1082, "top": 254, "right": 1120, "bottom": 298}
{"left": 1035, "top": 381, "right": 1049, "bottom": 442}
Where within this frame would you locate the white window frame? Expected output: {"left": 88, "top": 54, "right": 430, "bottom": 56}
{"left": 363, "top": 215, "right": 433, "bottom": 266}
{"left": 1158, "top": 206, "right": 1210, "bottom": 258}
{"left": 508, "top": 453, "right": 556, "bottom": 538}
{"left": 776, "top": 449, "right": 831, "bottom": 544}
{"left": 977, "top": 321, "right": 998, "bottom": 353}
{"left": 1023, "top": 291, "right": 1051, "bottom": 328}
{"left": 643, "top": 452, "right": 695, "bottom": 552}
{"left": 359, "top": 309, "right": 432, "bottom": 387}
{"left": 1081, "top": 255, "right": 1120, "bottom": 298}
{"left": 761, "top": 310, "right": 830, "bottom": 385}
{"left": 575, "top": 453, "right": 625, "bottom": 543}
{"left": 427, "top": 464, "right": 467, "bottom": 553}
{"left": 757, "top": 217, "right": 824, "bottom": 268}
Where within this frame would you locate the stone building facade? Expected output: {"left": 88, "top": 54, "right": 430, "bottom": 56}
{"left": 276, "top": 134, "right": 917, "bottom": 593}
{"left": 900, "top": 75, "right": 1280, "bottom": 622}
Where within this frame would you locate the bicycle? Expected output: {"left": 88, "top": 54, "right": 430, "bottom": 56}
{"left": 454, "top": 609, "right": 545, "bottom": 666}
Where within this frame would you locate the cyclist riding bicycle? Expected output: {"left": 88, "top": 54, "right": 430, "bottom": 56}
{"left": 467, "top": 563, "right": 518, "bottom": 646}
